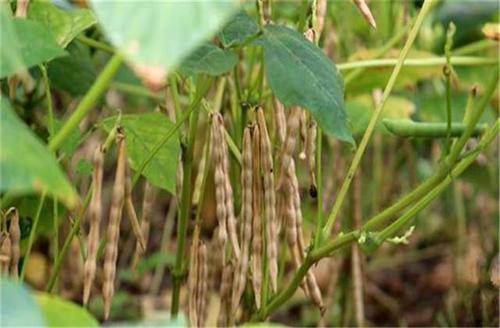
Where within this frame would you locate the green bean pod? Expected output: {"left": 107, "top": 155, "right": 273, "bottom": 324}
{"left": 383, "top": 119, "right": 488, "bottom": 138}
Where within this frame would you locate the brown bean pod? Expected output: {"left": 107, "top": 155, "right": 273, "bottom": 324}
{"left": 83, "top": 147, "right": 104, "bottom": 305}
{"left": 212, "top": 115, "right": 228, "bottom": 264}
{"left": 102, "top": 132, "right": 127, "bottom": 320}
{"left": 231, "top": 127, "right": 253, "bottom": 312}
{"left": 218, "top": 115, "right": 241, "bottom": 260}
{"left": 256, "top": 107, "right": 278, "bottom": 293}
{"left": 7, "top": 208, "right": 20, "bottom": 279}
{"left": 0, "top": 233, "right": 11, "bottom": 275}
{"left": 251, "top": 125, "right": 263, "bottom": 309}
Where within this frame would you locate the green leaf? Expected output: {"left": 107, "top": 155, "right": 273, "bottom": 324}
{"left": 0, "top": 98, "right": 78, "bottom": 208}
{"left": 35, "top": 293, "right": 98, "bottom": 327}
{"left": 0, "top": 12, "right": 66, "bottom": 78}
{"left": 47, "top": 42, "right": 97, "bottom": 96}
{"left": 346, "top": 95, "right": 415, "bottom": 135}
{"left": 218, "top": 11, "right": 260, "bottom": 48}
{"left": 28, "top": 1, "right": 97, "bottom": 48}
{"left": 101, "top": 112, "right": 180, "bottom": 193}
{"left": 180, "top": 43, "right": 238, "bottom": 76}
{"left": 1, "top": 278, "right": 45, "bottom": 327}
{"left": 257, "top": 25, "right": 353, "bottom": 144}
{"left": 90, "top": 0, "right": 238, "bottom": 72}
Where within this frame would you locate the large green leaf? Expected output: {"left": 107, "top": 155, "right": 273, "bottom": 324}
{"left": 90, "top": 0, "right": 238, "bottom": 72}
{"left": 47, "top": 42, "right": 97, "bottom": 96}
{"left": 28, "top": 1, "right": 97, "bottom": 48}
{"left": 1, "top": 278, "right": 45, "bottom": 327}
{"left": 257, "top": 25, "right": 353, "bottom": 144}
{"left": 0, "top": 11, "right": 66, "bottom": 78}
{"left": 101, "top": 113, "right": 180, "bottom": 193}
{"left": 218, "top": 11, "right": 260, "bottom": 48}
{"left": 0, "top": 98, "right": 78, "bottom": 208}
{"left": 35, "top": 294, "right": 98, "bottom": 327}
{"left": 180, "top": 43, "right": 238, "bottom": 76}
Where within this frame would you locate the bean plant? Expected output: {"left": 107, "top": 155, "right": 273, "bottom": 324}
{"left": 0, "top": 0, "right": 498, "bottom": 327}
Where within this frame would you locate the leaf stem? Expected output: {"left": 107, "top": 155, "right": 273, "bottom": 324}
{"left": 76, "top": 35, "right": 115, "bottom": 54}
{"left": 338, "top": 56, "right": 497, "bottom": 71}
{"left": 49, "top": 53, "right": 123, "bottom": 152}
{"left": 19, "top": 192, "right": 47, "bottom": 282}
{"left": 322, "top": 0, "right": 436, "bottom": 236}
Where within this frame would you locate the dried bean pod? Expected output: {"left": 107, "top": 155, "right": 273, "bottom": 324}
{"left": 251, "top": 126, "right": 263, "bottom": 309}
{"left": 83, "top": 147, "right": 104, "bottom": 305}
{"left": 256, "top": 108, "right": 278, "bottom": 293}
{"left": 231, "top": 128, "right": 253, "bottom": 312}
{"left": 0, "top": 233, "right": 11, "bottom": 275}
{"left": 273, "top": 99, "right": 287, "bottom": 145}
{"left": 217, "top": 263, "right": 233, "bottom": 327}
{"left": 212, "top": 115, "right": 228, "bottom": 264}
{"left": 277, "top": 107, "right": 301, "bottom": 190}
{"left": 197, "top": 242, "right": 208, "bottom": 327}
{"left": 102, "top": 132, "right": 127, "bottom": 320}
{"left": 353, "top": 0, "right": 377, "bottom": 29}
{"left": 218, "top": 115, "right": 241, "bottom": 260}
{"left": 7, "top": 208, "right": 20, "bottom": 279}
{"left": 188, "top": 227, "right": 200, "bottom": 326}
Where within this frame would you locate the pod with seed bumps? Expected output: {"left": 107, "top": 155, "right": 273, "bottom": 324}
{"left": 212, "top": 114, "right": 228, "bottom": 264}
{"left": 256, "top": 107, "right": 278, "bottom": 293}
{"left": 102, "top": 132, "right": 127, "bottom": 320}
{"left": 83, "top": 147, "right": 104, "bottom": 305}
{"left": 251, "top": 125, "right": 263, "bottom": 309}
{"left": 231, "top": 127, "right": 253, "bottom": 312}
{"left": 218, "top": 114, "right": 241, "bottom": 261}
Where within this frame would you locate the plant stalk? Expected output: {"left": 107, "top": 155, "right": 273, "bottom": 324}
{"left": 49, "top": 53, "right": 123, "bottom": 152}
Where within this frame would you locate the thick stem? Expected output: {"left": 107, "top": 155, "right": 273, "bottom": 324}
{"left": 49, "top": 53, "right": 123, "bottom": 152}
{"left": 170, "top": 79, "right": 206, "bottom": 317}
{"left": 322, "top": 0, "right": 437, "bottom": 235}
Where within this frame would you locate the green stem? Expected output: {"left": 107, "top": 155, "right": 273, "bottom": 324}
{"left": 76, "top": 35, "right": 115, "bottom": 54}
{"left": 322, "top": 0, "right": 436, "bottom": 236}
{"left": 382, "top": 119, "right": 488, "bottom": 138}
{"left": 20, "top": 193, "right": 47, "bottom": 282}
{"left": 170, "top": 79, "right": 205, "bottom": 317}
{"left": 49, "top": 53, "right": 123, "bottom": 152}
{"left": 169, "top": 75, "right": 182, "bottom": 120}
{"left": 46, "top": 190, "right": 92, "bottom": 293}
{"left": 378, "top": 120, "right": 498, "bottom": 241}
{"left": 338, "top": 56, "right": 498, "bottom": 71}
{"left": 252, "top": 231, "right": 358, "bottom": 321}
{"left": 111, "top": 82, "right": 163, "bottom": 101}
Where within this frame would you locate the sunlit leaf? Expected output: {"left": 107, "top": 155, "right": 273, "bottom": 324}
{"left": 0, "top": 98, "right": 79, "bottom": 208}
